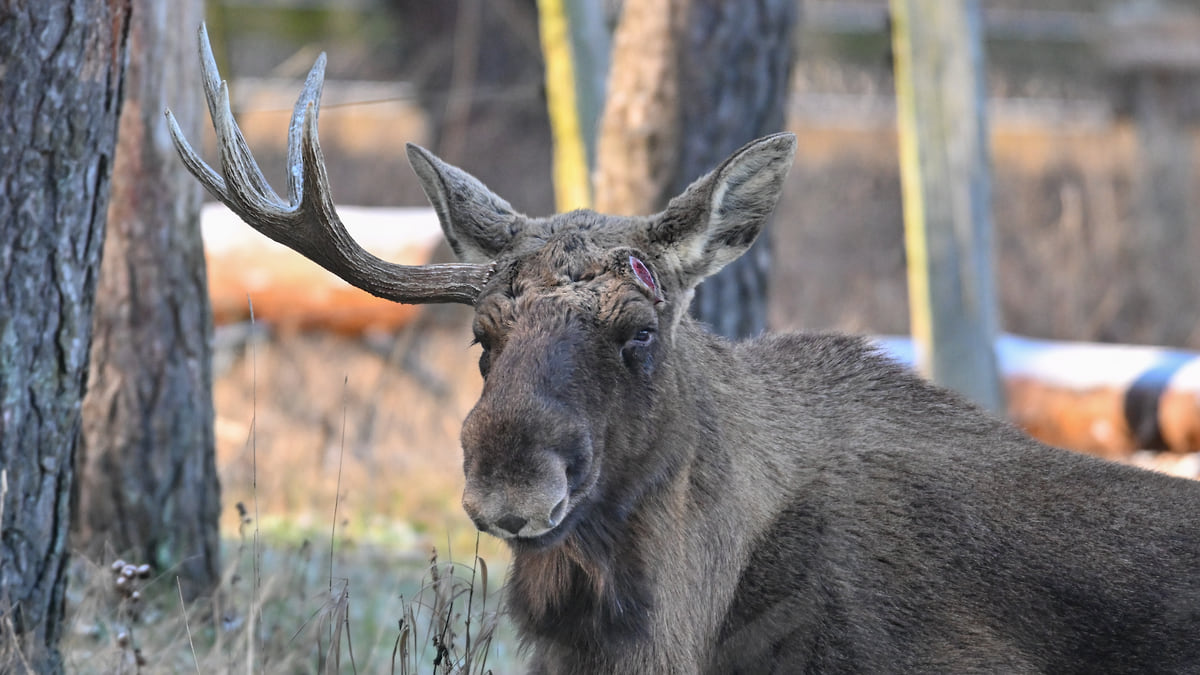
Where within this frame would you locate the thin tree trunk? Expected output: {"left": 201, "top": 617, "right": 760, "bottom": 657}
{"left": 536, "top": 0, "right": 611, "bottom": 211}
{"left": 593, "top": 0, "right": 685, "bottom": 217}
{"left": 673, "top": 0, "right": 796, "bottom": 339}
{"left": 890, "top": 0, "right": 1005, "bottom": 413}
{"left": 76, "top": 0, "right": 219, "bottom": 601}
{"left": 594, "top": 0, "right": 797, "bottom": 338}
{"left": 0, "top": 1, "right": 132, "bottom": 671}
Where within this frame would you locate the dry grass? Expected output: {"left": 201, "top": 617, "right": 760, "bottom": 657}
{"left": 64, "top": 313, "right": 524, "bottom": 673}
{"left": 211, "top": 314, "right": 487, "bottom": 542}
{"left": 63, "top": 528, "right": 521, "bottom": 673}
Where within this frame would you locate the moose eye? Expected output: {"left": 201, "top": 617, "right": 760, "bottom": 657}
{"left": 621, "top": 327, "right": 657, "bottom": 372}
{"left": 623, "top": 327, "right": 656, "bottom": 352}
{"left": 630, "top": 328, "right": 654, "bottom": 345}
{"left": 478, "top": 349, "right": 492, "bottom": 378}
{"left": 471, "top": 333, "right": 493, "bottom": 377}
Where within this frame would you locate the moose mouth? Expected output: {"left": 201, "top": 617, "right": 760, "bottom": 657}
{"left": 504, "top": 495, "right": 591, "bottom": 551}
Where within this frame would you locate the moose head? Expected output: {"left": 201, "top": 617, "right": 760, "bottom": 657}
{"left": 409, "top": 138, "right": 793, "bottom": 548}
{"left": 166, "top": 27, "right": 792, "bottom": 555}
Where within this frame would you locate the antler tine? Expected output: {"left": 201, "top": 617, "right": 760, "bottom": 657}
{"left": 166, "top": 23, "right": 493, "bottom": 306}
{"left": 198, "top": 24, "right": 278, "bottom": 206}
{"left": 286, "top": 49, "right": 327, "bottom": 205}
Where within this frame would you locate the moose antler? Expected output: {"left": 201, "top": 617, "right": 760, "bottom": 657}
{"left": 165, "top": 24, "right": 493, "bottom": 305}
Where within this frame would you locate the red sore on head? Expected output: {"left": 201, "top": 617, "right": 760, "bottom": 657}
{"left": 629, "top": 256, "right": 663, "bottom": 304}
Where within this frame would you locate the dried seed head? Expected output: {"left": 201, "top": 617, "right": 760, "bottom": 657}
{"left": 116, "top": 632, "right": 129, "bottom": 648}
{"left": 121, "top": 565, "right": 137, "bottom": 579}
{"left": 115, "top": 576, "right": 128, "bottom": 589}
{"left": 130, "top": 590, "right": 141, "bottom": 603}
{"left": 111, "top": 560, "right": 127, "bottom": 574}
{"left": 136, "top": 564, "right": 152, "bottom": 579}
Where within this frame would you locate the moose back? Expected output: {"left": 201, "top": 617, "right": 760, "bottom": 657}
{"left": 168, "top": 26, "right": 1200, "bottom": 674}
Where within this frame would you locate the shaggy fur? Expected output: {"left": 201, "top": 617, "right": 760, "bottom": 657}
{"left": 405, "top": 135, "right": 1200, "bottom": 674}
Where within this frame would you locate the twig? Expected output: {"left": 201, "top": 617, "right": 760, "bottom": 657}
{"left": 177, "top": 577, "right": 202, "bottom": 675}
{"left": 341, "top": 583, "right": 358, "bottom": 674}
{"left": 328, "top": 375, "right": 350, "bottom": 662}
{"left": 331, "top": 375, "right": 348, "bottom": 595}
{"left": 462, "top": 534, "right": 480, "bottom": 673}
{"left": 248, "top": 295, "right": 262, "bottom": 674}
{"left": 0, "top": 469, "right": 7, "bottom": 534}
{"left": 440, "top": 0, "right": 483, "bottom": 164}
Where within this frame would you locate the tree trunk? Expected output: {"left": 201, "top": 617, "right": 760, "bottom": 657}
{"left": 0, "top": 2, "right": 132, "bottom": 671}
{"left": 890, "top": 0, "right": 1005, "bottom": 413}
{"left": 1101, "top": 2, "right": 1200, "bottom": 349}
{"left": 536, "top": 0, "right": 611, "bottom": 211}
{"left": 75, "top": 0, "right": 219, "bottom": 601}
{"left": 594, "top": 0, "right": 797, "bottom": 338}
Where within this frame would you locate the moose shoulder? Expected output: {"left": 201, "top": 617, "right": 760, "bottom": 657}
{"left": 169, "top": 27, "right": 1200, "bottom": 674}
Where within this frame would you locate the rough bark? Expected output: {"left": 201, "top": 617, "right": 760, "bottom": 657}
{"left": 594, "top": 0, "right": 797, "bottom": 338}
{"left": 0, "top": 1, "right": 132, "bottom": 671}
{"left": 593, "top": 0, "right": 685, "bottom": 217}
{"left": 75, "top": 0, "right": 219, "bottom": 601}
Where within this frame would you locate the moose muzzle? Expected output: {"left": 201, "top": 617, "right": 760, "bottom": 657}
{"left": 461, "top": 451, "right": 573, "bottom": 540}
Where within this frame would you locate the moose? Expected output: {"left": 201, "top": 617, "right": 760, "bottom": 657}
{"left": 169, "top": 27, "right": 1200, "bottom": 674}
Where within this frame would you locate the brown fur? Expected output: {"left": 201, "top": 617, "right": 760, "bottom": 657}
{"left": 403, "top": 135, "right": 1200, "bottom": 673}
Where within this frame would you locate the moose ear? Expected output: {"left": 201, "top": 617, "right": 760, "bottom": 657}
{"left": 406, "top": 143, "right": 523, "bottom": 262}
{"left": 653, "top": 133, "right": 796, "bottom": 285}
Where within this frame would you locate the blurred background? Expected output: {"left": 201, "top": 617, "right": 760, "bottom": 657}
{"left": 202, "top": 0, "right": 1200, "bottom": 343}
{"left": 200, "top": 0, "right": 1200, "bottom": 521}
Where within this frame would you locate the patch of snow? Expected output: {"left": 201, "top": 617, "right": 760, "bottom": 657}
{"left": 201, "top": 202, "right": 443, "bottom": 255}
{"left": 873, "top": 334, "right": 1200, "bottom": 393}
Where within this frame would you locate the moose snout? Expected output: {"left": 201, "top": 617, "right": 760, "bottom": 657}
{"left": 460, "top": 386, "right": 595, "bottom": 541}
{"left": 461, "top": 454, "right": 573, "bottom": 541}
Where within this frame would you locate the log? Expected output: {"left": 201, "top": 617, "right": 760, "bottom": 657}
{"left": 878, "top": 335, "right": 1200, "bottom": 456}
{"left": 202, "top": 203, "right": 443, "bottom": 334}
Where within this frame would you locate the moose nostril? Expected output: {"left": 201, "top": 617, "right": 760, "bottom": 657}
{"left": 495, "top": 514, "right": 528, "bottom": 535}
{"left": 550, "top": 497, "right": 568, "bottom": 525}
